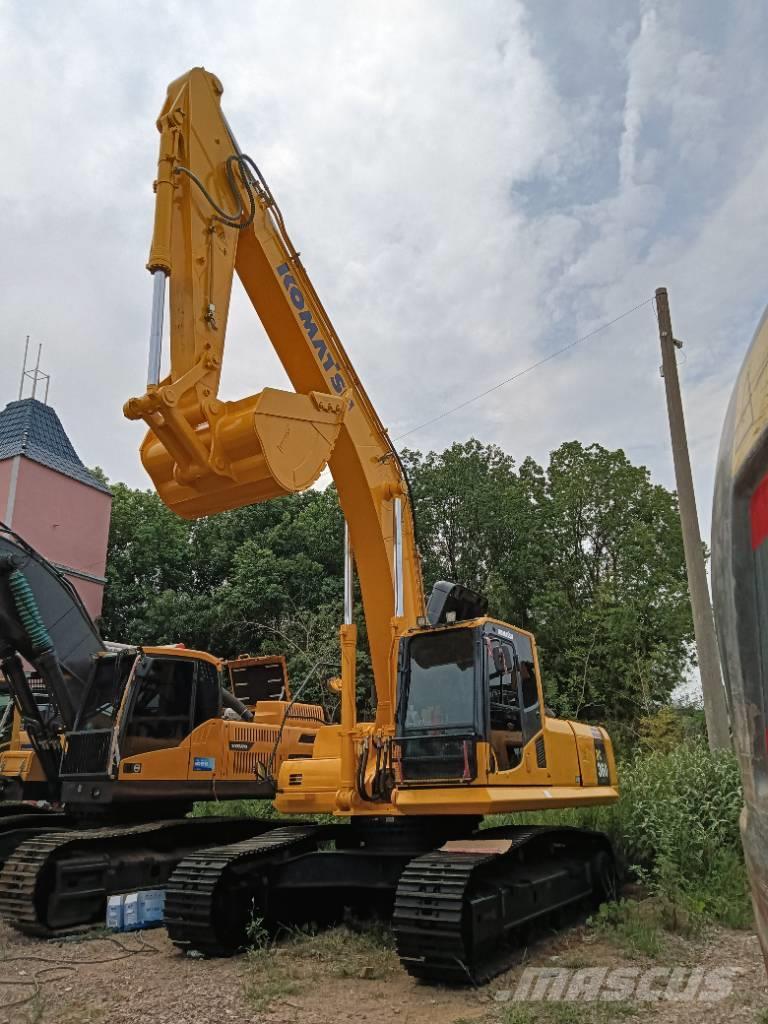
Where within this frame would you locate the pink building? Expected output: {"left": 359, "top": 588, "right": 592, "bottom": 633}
{"left": 0, "top": 398, "right": 112, "bottom": 620}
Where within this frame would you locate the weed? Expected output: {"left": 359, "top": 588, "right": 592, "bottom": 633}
{"left": 589, "top": 900, "right": 663, "bottom": 959}
{"left": 246, "top": 914, "right": 271, "bottom": 951}
{"left": 190, "top": 799, "right": 346, "bottom": 826}
{"left": 242, "top": 955, "right": 300, "bottom": 1015}
{"left": 654, "top": 848, "right": 752, "bottom": 933}
{"left": 559, "top": 952, "right": 593, "bottom": 969}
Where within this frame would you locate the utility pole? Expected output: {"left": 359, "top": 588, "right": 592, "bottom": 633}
{"left": 656, "top": 286, "right": 730, "bottom": 750}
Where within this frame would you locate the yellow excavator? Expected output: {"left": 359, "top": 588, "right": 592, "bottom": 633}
{"left": 0, "top": 523, "right": 326, "bottom": 933}
{"left": 0, "top": 690, "right": 50, "bottom": 802}
{"left": 119, "top": 67, "right": 619, "bottom": 982}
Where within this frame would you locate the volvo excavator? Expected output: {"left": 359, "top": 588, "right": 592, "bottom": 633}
{"left": 111, "top": 67, "right": 620, "bottom": 983}
{"left": 0, "top": 523, "right": 326, "bottom": 933}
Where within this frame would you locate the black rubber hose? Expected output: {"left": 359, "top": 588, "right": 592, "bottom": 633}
{"left": 220, "top": 686, "right": 254, "bottom": 722}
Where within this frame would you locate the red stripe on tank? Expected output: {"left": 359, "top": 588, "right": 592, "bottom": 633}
{"left": 750, "top": 473, "right": 768, "bottom": 550}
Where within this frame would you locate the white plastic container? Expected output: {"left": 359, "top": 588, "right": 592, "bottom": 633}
{"left": 123, "top": 892, "right": 140, "bottom": 931}
{"left": 106, "top": 894, "right": 125, "bottom": 931}
{"left": 137, "top": 889, "right": 165, "bottom": 926}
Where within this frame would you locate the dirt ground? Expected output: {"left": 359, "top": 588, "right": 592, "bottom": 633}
{"left": 1, "top": 912, "right": 766, "bottom": 1024}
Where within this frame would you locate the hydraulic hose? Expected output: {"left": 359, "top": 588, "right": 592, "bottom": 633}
{"left": 0, "top": 557, "right": 52, "bottom": 654}
{"left": 0, "top": 556, "right": 77, "bottom": 730}
{"left": 220, "top": 686, "right": 254, "bottom": 722}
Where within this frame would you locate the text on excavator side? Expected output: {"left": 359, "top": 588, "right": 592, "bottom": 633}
{"left": 276, "top": 263, "right": 346, "bottom": 395}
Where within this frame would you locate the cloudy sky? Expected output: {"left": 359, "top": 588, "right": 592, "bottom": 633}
{"left": 1, "top": 1, "right": 767, "bottom": 539}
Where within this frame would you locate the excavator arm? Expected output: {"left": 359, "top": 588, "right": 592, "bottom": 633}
{"left": 125, "top": 68, "right": 425, "bottom": 724}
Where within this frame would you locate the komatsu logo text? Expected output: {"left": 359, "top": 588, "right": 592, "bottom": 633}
{"left": 277, "top": 263, "right": 346, "bottom": 395}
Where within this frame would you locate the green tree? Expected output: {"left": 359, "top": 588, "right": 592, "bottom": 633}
{"left": 531, "top": 442, "right": 693, "bottom": 722}
{"left": 404, "top": 439, "right": 693, "bottom": 724}
{"left": 100, "top": 482, "right": 192, "bottom": 640}
{"left": 402, "top": 440, "right": 539, "bottom": 629}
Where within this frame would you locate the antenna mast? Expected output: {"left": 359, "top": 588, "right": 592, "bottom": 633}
{"left": 18, "top": 337, "right": 51, "bottom": 403}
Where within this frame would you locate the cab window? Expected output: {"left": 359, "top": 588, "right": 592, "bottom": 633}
{"left": 488, "top": 639, "right": 520, "bottom": 728}
{"left": 487, "top": 638, "right": 521, "bottom": 770}
{"left": 514, "top": 632, "right": 542, "bottom": 738}
{"left": 486, "top": 631, "right": 542, "bottom": 771}
{"left": 401, "top": 629, "right": 476, "bottom": 731}
{"left": 122, "top": 656, "right": 195, "bottom": 755}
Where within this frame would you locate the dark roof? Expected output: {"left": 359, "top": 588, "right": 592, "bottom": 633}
{"left": 0, "top": 398, "right": 111, "bottom": 494}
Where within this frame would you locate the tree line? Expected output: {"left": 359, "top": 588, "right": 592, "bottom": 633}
{"left": 98, "top": 439, "right": 694, "bottom": 735}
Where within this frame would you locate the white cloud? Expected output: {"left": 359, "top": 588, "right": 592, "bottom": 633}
{"left": 0, "top": 0, "right": 765, "bottom": 566}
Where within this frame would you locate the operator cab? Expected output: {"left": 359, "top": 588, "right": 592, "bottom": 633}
{"left": 396, "top": 615, "right": 545, "bottom": 786}
{"left": 60, "top": 648, "right": 221, "bottom": 780}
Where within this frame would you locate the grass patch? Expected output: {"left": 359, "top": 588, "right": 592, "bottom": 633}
{"left": 588, "top": 900, "right": 664, "bottom": 959}
{"left": 287, "top": 921, "right": 397, "bottom": 980}
{"left": 190, "top": 798, "right": 343, "bottom": 825}
{"left": 191, "top": 799, "right": 282, "bottom": 819}
{"left": 502, "top": 1001, "right": 636, "bottom": 1024}
{"left": 240, "top": 920, "right": 398, "bottom": 1011}
{"left": 242, "top": 947, "right": 301, "bottom": 1015}
{"left": 241, "top": 912, "right": 301, "bottom": 1013}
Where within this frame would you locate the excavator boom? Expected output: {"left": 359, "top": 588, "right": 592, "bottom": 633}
{"left": 125, "top": 68, "right": 424, "bottom": 723}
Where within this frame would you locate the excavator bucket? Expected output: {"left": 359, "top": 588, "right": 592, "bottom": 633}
{"left": 139, "top": 387, "right": 346, "bottom": 519}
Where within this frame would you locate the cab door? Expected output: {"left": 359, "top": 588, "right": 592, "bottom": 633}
{"left": 485, "top": 631, "right": 546, "bottom": 782}
{"left": 117, "top": 655, "right": 196, "bottom": 782}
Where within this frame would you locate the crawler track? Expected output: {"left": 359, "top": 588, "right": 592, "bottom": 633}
{"left": 0, "top": 817, "right": 282, "bottom": 937}
{"left": 393, "top": 826, "right": 615, "bottom": 984}
{"left": 161, "top": 820, "right": 615, "bottom": 984}
{"left": 165, "top": 824, "right": 321, "bottom": 955}
{"left": 0, "top": 809, "right": 73, "bottom": 866}
{"left": 0, "top": 802, "right": 56, "bottom": 818}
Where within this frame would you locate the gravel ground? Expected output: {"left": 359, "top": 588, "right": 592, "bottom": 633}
{"left": 1, "top": 912, "right": 766, "bottom": 1024}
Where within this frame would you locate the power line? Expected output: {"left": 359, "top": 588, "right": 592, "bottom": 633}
{"left": 393, "top": 296, "right": 655, "bottom": 444}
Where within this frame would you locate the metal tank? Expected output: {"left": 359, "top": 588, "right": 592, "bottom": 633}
{"left": 712, "top": 305, "right": 768, "bottom": 967}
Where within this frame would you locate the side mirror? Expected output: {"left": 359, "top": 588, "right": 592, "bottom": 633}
{"left": 492, "top": 646, "right": 514, "bottom": 674}
{"left": 134, "top": 656, "right": 152, "bottom": 679}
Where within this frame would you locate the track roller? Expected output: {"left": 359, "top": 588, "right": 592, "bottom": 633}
{"left": 393, "top": 826, "right": 616, "bottom": 984}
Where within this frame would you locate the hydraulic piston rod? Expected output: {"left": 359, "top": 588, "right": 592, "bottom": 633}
{"left": 147, "top": 270, "right": 167, "bottom": 387}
